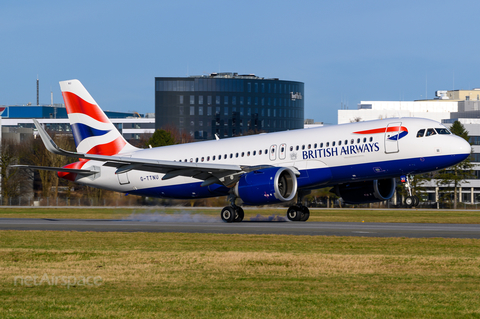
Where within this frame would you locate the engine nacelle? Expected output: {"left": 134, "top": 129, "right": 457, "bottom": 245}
{"left": 335, "top": 178, "right": 396, "bottom": 204}
{"left": 234, "top": 167, "right": 297, "bottom": 205}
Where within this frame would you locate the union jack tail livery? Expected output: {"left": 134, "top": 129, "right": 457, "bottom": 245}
{"left": 60, "top": 80, "right": 138, "bottom": 156}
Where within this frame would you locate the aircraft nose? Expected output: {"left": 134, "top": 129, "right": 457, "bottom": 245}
{"left": 456, "top": 136, "right": 471, "bottom": 156}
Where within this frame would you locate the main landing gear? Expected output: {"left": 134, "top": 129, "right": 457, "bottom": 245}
{"left": 286, "top": 204, "right": 310, "bottom": 221}
{"left": 403, "top": 174, "right": 420, "bottom": 208}
{"left": 221, "top": 194, "right": 244, "bottom": 223}
{"left": 286, "top": 190, "right": 310, "bottom": 222}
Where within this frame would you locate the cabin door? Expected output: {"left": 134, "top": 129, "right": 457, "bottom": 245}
{"left": 384, "top": 122, "right": 401, "bottom": 154}
{"left": 117, "top": 172, "right": 130, "bottom": 185}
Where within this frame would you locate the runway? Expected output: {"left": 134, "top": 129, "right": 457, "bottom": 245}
{"left": 1, "top": 218, "right": 480, "bottom": 238}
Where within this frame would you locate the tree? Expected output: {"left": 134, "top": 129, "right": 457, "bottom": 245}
{"left": 436, "top": 121, "right": 473, "bottom": 209}
{"left": 146, "top": 129, "right": 176, "bottom": 148}
{"left": 0, "top": 138, "right": 30, "bottom": 204}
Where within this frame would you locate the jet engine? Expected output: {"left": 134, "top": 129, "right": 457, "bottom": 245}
{"left": 334, "top": 178, "right": 396, "bottom": 204}
{"left": 234, "top": 167, "right": 297, "bottom": 205}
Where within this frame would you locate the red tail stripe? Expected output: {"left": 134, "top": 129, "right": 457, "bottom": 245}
{"left": 62, "top": 91, "right": 110, "bottom": 124}
{"left": 354, "top": 126, "right": 408, "bottom": 134}
{"left": 86, "top": 136, "right": 126, "bottom": 156}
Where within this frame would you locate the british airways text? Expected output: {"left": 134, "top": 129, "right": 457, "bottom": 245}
{"left": 302, "top": 142, "right": 380, "bottom": 160}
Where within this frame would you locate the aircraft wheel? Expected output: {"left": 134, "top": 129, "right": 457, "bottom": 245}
{"left": 405, "top": 196, "right": 414, "bottom": 208}
{"left": 413, "top": 196, "right": 420, "bottom": 207}
{"left": 234, "top": 206, "right": 244, "bottom": 222}
{"left": 287, "top": 206, "right": 302, "bottom": 221}
{"left": 221, "top": 206, "right": 236, "bottom": 223}
{"left": 300, "top": 206, "right": 310, "bottom": 222}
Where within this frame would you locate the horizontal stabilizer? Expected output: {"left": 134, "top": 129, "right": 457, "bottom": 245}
{"left": 12, "top": 165, "right": 97, "bottom": 175}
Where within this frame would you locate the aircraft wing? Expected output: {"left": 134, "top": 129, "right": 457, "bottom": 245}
{"left": 32, "top": 119, "right": 257, "bottom": 187}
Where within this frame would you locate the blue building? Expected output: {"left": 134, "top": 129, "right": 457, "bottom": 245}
{"left": 0, "top": 104, "right": 141, "bottom": 119}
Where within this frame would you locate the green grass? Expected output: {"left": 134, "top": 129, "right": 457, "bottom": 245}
{"left": 2, "top": 207, "right": 480, "bottom": 224}
{"left": 1, "top": 231, "right": 480, "bottom": 318}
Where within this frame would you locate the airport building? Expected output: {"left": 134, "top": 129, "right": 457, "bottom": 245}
{"left": 0, "top": 105, "right": 155, "bottom": 143}
{"left": 154, "top": 73, "right": 305, "bottom": 140}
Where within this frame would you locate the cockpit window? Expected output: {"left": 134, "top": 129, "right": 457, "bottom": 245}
{"left": 416, "top": 129, "right": 425, "bottom": 137}
{"left": 426, "top": 128, "right": 436, "bottom": 137}
{"left": 435, "top": 128, "right": 451, "bottom": 135}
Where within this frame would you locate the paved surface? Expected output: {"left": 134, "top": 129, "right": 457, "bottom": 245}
{"left": 1, "top": 218, "right": 480, "bottom": 238}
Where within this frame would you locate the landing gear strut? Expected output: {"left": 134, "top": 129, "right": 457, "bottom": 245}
{"left": 221, "top": 194, "right": 244, "bottom": 223}
{"left": 403, "top": 174, "right": 420, "bottom": 208}
{"left": 286, "top": 190, "right": 310, "bottom": 222}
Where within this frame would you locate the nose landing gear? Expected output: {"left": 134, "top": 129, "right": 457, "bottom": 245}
{"left": 403, "top": 175, "right": 420, "bottom": 208}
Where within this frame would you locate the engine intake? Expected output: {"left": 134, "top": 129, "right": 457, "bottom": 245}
{"left": 234, "top": 167, "right": 297, "bottom": 205}
{"left": 335, "top": 178, "right": 396, "bottom": 204}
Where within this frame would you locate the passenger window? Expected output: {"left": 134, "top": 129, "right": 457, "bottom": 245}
{"left": 357, "top": 138, "right": 360, "bottom": 143}
{"left": 265, "top": 149, "right": 268, "bottom": 154}
{"left": 201, "top": 157, "right": 204, "bottom": 162}
{"left": 296, "top": 145, "right": 299, "bottom": 151}
{"left": 332, "top": 141, "right": 336, "bottom": 146}
{"left": 207, "top": 156, "right": 210, "bottom": 161}
{"left": 308, "top": 144, "right": 311, "bottom": 149}
{"left": 253, "top": 150, "right": 256, "bottom": 156}
{"left": 241, "top": 152, "right": 244, "bottom": 157}
{"left": 224, "top": 154, "right": 227, "bottom": 159}
{"left": 351, "top": 139, "right": 354, "bottom": 144}
{"left": 196, "top": 158, "right": 199, "bottom": 162}
{"left": 314, "top": 143, "right": 317, "bottom": 148}
{"left": 426, "top": 128, "right": 436, "bottom": 137}
{"left": 302, "top": 145, "right": 305, "bottom": 150}
{"left": 230, "top": 154, "right": 233, "bottom": 158}
{"left": 236, "top": 153, "right": 239, "bottom": 158}
{"left": 363, "top": 138, "right": 367, "bottom": 143}
{"left": 338, "top": 141, "right": 342, "bottom": 146}
{"left": 369, "top": 137, "right": 373, "bottom": 142}
{"left": 247, "top": 151, "right": 250, "bottom": 156}
{"left": 290, "top": 146, "right": 293, "bottom": 151}
{"left": 326, "top": 142, "right": 329, "bottom": 147}
{"left": 416, "top": 129, "right": 425, "bottom": 138}
{"left": 345, "top": 140, "right": 348, "bottom": 145}
{"left": 212, "top": 156, "right": 215, "bottom": 161}
{"left": 259, "top": 150, "right": 262, "bottom": 155}
{"left": 320, "top": 143, "right": 323, "bottom": 148}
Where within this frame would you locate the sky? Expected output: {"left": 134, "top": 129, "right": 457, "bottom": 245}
{"left": 1, "top": 0, "right": 480, "bottom": 124}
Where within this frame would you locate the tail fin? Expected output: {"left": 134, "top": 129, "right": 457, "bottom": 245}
{"left": 60, "top": 79, "right": 138, "bottom": 155}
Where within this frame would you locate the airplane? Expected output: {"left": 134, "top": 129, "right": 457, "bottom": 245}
{"left": 16, "top": 79, "right": 471, "bottom": 222}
